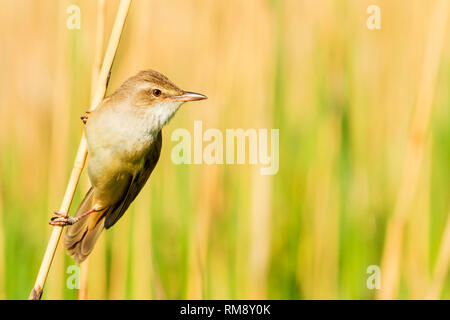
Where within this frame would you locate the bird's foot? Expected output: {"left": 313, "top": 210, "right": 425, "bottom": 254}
{"left": 49, "top": 211, "right": 78, "bottom": 226}
{"left": 80, "top": 115, "right": 88, "bottom": 124}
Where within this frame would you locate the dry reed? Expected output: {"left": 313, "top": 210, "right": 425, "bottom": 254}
{"left": 28, "top": 0, "right": 132, "bottom": 300}
{"left": 78, "top": 0, "right": 107, "bottom": 301}
{"left": 377, "top": 0, "right": 449, "bottom": 299}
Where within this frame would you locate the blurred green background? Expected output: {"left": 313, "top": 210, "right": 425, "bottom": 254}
{"left": 0, "top": 0, "right": 449, "bottom": 299}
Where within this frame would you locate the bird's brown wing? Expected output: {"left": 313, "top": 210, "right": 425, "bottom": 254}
{"left": 104, "top": 131, "right": 162, "bottom": 229}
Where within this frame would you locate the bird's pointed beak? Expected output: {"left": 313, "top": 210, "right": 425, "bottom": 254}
{"left": 170, "top": 91, "right": 207, "bottom": 102}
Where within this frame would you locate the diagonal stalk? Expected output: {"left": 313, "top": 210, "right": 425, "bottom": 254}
{"left": 29, "top": 0, "right": 132, "bottom": 300}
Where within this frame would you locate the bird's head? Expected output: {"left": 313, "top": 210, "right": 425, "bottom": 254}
{"left": 130, "top": 70, "right": 206, "bottom": 105}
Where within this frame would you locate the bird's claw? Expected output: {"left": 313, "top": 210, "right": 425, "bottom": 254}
{"left": 49, "top": 211, "right": 77, "bottom": 226}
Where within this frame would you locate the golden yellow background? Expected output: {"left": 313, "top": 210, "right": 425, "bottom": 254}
{"left": 0, "top": 0, "right": 449, "bottom": 299}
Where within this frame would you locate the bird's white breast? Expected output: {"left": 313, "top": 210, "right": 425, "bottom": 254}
{"left": 86, "top": 99, "right": 182, "bottom": 166}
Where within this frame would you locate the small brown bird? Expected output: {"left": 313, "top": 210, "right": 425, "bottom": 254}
{"left": 49, "top": 70, "right": 206, "bottom": 263}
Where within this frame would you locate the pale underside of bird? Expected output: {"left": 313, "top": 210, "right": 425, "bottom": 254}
{"left": 49, "top": 70, "right": 206, "bottom": 264}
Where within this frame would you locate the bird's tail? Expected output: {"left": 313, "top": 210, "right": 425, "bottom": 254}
{"left": 63, "top": 187, "right": 106, "bottom": 264}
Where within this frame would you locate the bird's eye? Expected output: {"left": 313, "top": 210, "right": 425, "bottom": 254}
{"left": 153, "top": 89, "right": 161, "bottom": 97}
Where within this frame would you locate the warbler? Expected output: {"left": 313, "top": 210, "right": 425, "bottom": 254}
{"left": 49, "top": 70, "right": 206, "bottom": 263}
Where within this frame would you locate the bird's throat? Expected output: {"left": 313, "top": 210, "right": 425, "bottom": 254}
{"left": 145, "top": 100, "right": 183, "bottom": 131}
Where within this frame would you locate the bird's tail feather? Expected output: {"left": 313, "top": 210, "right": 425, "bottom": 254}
{"left": 63, "top": 187, "right": 106, "bottom": 264}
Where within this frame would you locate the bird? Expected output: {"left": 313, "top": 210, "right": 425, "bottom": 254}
{"left": 49, "top": 69, "right": 207, "bottom": 264}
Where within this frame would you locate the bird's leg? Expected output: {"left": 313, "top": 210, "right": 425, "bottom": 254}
{"left": 49, "top": 208, "right": 97, "bottom": 227}
{"left": 80, "top": 110, "right": 92, "bottom": 124}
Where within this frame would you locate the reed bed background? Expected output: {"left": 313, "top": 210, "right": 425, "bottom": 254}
{"left": 0, "top": 0, "right": 449, "bottom": 299}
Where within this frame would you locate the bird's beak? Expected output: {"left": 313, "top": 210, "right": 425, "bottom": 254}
{"left": 170, "top": 91, "right": 207, "bottom": 102}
